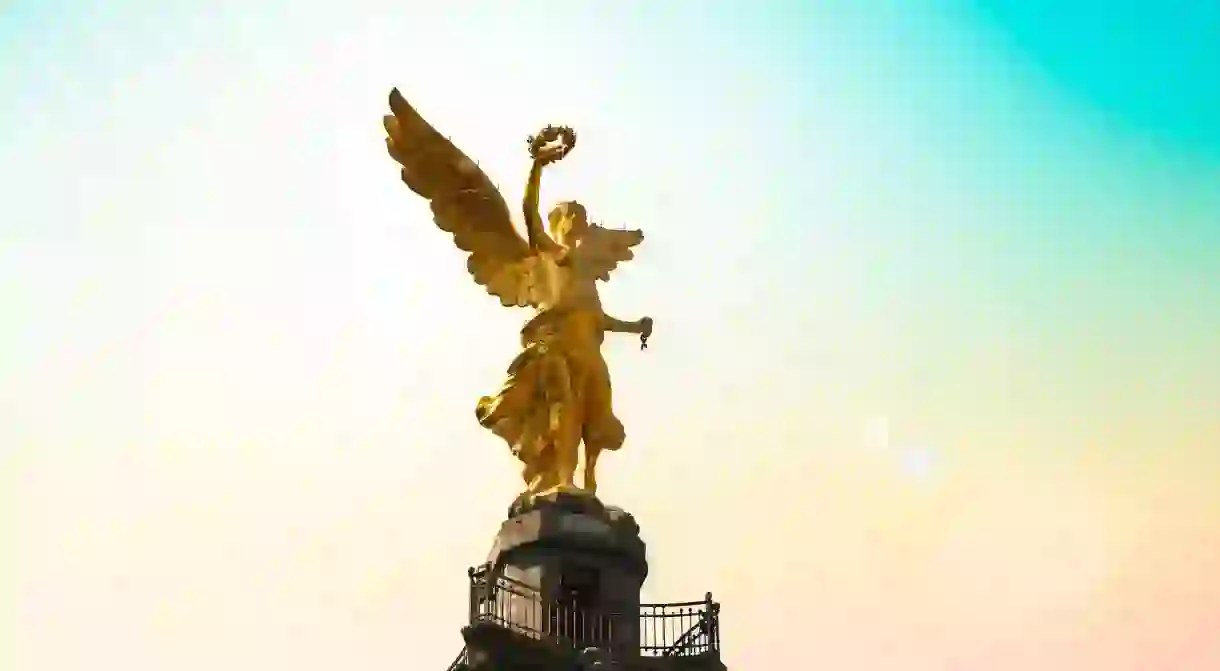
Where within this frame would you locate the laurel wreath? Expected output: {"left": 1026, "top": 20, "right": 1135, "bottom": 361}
{"left": 527, "top": 124, "right": 577, "bottom": 162}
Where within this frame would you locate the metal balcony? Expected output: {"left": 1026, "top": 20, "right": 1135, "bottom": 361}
{"left": 465, "top": 565, "right": 721, "bottom": 659}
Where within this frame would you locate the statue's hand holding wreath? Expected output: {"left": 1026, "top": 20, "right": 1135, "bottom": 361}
{"left": 527, "top": 125, "right": 577, "bottom": 165}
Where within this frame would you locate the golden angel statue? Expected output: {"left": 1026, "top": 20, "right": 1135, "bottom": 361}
{"left": 382, "top": 89, "right": 653, "bottom": 504}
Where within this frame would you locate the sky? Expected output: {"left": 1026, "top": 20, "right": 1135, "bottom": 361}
{"left": 2, "top": 0, "right": 1219, "bottom": 669}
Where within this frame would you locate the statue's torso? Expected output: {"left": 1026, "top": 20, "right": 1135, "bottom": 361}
{"left": 535, "top": 251, "right": 601, "bottom": 311}
{"left": 528, "top": 252, "right": 606, "bottom": 356}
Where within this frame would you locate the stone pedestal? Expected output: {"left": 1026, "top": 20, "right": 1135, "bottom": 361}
{"left": 463, "top": 493, "right": 648, "bottom": 669}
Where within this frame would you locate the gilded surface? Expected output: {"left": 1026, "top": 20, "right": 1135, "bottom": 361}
{"left": 383, "top": 89, "right": 652, "bottom": 505}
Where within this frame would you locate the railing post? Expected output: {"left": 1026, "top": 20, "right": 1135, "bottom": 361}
{"left": 467, "top": 566, "right": 478, "bottom": 623}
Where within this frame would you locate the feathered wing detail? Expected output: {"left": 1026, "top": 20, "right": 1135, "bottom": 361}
{"left": 572, "top": 224, "right": 645, "bottom": 282}
{"left": 383, "top": 88, "right": 545, "bottom": 308}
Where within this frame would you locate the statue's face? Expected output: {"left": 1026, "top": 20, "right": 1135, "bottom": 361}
{"left": 565, "top": 209, "right": 589, "bottom": 241}
{"left": 552, "top": 202, "right": 589, "bottom": 245}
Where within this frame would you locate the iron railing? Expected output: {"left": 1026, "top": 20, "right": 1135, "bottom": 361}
{"left": 445, "top": 646, "right": 468, "bottom": 671}
{"left": 639, "top": 599, "right": 720, "bottom": 657}
{"left": 466, "top": 565, "right": 720, "bottom": 659}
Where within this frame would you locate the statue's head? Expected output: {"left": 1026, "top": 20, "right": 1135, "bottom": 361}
{"left": 548, "top": 200, "right": 589, "bottom": 246}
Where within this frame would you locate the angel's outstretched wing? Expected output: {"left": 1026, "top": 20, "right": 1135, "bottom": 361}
{"left": 572, "top": 224, "right": 645, "bottom": 282}
{"left": 383, "top": 88, "right": 543, "bottom": 308}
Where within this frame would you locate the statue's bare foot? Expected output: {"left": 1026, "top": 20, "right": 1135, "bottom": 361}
{"left": 512, "top": 490, "right": 532, "bottom": 507}
{"left": 583, "top": 471, "right": 598, "bottom": 497}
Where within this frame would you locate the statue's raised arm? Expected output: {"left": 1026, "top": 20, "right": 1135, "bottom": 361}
{"left": 383, "top": 88, "right": 547, "bottom": 308}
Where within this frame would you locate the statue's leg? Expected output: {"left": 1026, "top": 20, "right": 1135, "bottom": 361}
{"left": 537, "top": 352, "right": 583, "bottom": 495}
{"left": 512, "top": 460, "right": 536, "bottom": 511}
{"left": 580, "top": 362, "right": 625, "bottom": 495}
{"left": 537, "top": 438, "right": 558, "bottom": 491}
{"left": 513, "top": 412, "right": 543, "bottom": 501}
{"left": 583, "top": 445, "right": 601, "bottom": 496}
{"left": 534, "top": 460, "right": 559, "bottom": 494}
{"left": 521, "top": 455, "right": 538, "bottom": 488}
{"left": 552, "top": 405, "right": 582, "bottom": 493}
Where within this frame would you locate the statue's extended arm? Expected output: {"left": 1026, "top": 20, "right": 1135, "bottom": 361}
{"left": 601, "top": 314, "right": 651, "bottom": 335}
{"left": 523, "top": 159, "right": 559, "bottom": 253}
{"left": 604, "top": 314, "right": 654, "bottom": 350}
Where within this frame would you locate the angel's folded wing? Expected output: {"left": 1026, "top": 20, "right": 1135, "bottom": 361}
{"left": 572, "top": 225, "right": 645, "bottom": 282}
{"left": 384, "top": 88, "right": 542, "bottom": 308}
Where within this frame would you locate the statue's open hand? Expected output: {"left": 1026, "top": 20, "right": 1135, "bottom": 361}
{"left": 532, "top": 142, "right": 566, "bottom": 165}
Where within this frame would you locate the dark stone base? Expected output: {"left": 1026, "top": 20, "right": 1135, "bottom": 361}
{"left": 460, "top": 492, "right": 727, "bottom": 670}
{"left": 488, "top": 492, "right": 647, "bottom": 581}
{"left": 462, "top": 622, "right": 578, "bottom": 671}
{"left": 508, "top": 491, "right": 612, "bottom": 519}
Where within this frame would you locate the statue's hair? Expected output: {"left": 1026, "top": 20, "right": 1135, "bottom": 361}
{"left": 547, "top": 200, "right": 587, "bottom": 238}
